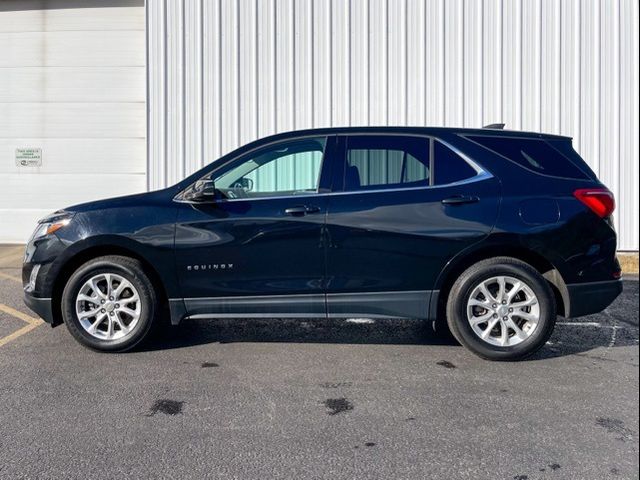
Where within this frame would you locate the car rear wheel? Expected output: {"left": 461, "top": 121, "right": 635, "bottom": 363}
{"left": 446, "top": 257, "right": 556, "bottom": 361}
{"left": 61, "top": 255, "right": 157, "bottom": 352}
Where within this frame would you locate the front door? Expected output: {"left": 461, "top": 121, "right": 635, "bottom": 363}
{"left": 174, "top": 135, "right": 334, "bottom": 318}
{"left": 324, "top": 134, "right": 500, "bottom": 319}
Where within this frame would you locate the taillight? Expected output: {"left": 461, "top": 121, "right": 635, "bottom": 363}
{"left": 573, "top": 188, "right": 616, "bottom": 218}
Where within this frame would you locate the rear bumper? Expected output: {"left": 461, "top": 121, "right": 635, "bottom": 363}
{"left": 24, "top": 293, "right": 54, "bottom": 324}
{"left": 565, "top": 279, "right": 623, "bottom": 318}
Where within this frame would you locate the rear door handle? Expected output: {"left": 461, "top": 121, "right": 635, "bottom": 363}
{"left": 285, "top": 205, "right": 321, "bottom": 216}
{"left": 441, "top": 195, "right": 480, "bottom": 205}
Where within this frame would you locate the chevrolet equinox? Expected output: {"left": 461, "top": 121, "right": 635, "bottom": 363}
{"left": 23, "top": 127, "right": 623, "bottom": 360}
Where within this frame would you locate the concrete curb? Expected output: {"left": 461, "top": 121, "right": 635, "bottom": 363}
{"left": 0, "top": 245, "right": 24, "bottom": 269}
{"left": 618, "top": 252, "right": 639, "bottom": 275}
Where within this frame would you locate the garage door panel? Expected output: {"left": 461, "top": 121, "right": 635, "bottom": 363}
{"left": 0, "top": 1, "right": 144, "bottom": 33}
{"left": 0, "top": 1, "right": 146, "bottom": 242}
{"left": 1, "top": 173, "right": 146, "bottom": 210}
{"left": 0, "top": 102, "right": 145, "bottom": 138}
{"left": 0, "top": 67, "right": 145, "bottom": 102}
{"left": 0, "top": 31, "right": 145, "bottom": 67}
{"left": 0, "top": 138, "right": 145, "bottom": 174}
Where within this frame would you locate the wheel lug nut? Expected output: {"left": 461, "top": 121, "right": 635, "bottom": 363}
{"left": 109, "top": 312, "right": 114, "bottom": 316}
{"left": 101, "top": 300, "right": 105, "bottom": 304}
{"left": 492, "top": 304, "right": 497, "bottom": 308}
{"left": 502, "top": 301, "right": 507, "bottom": 305}
{"left": 115, "top": 304, "right": 120, "bottom": 308}
{"left": 493, "top": 313, "right": 498, "bottom": 318}
{"left": 503, "top": 316, "right": 508, "bottom": 321}
{"left": 101, "top": 309, "right": 105, "bottom": 313}
{"left": 509, "top": 308, "right": 513, "bottom": 312}
{"left": 109, "top": 297, "right": 114, "bottom": 301}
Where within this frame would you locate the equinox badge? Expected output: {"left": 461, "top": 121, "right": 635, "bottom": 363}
{"left": 187, "top": 264, "right": 234, "bottom": 271}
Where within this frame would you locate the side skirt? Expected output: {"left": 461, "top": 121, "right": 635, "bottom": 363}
{"left": 327, "top": 291, "right": 432, "bottom": 319}
{"left": 168, "top": 291, "right": 434, "bottom": 325}
{"left": 183, "top": 294, "right": 326, "bottom": 321}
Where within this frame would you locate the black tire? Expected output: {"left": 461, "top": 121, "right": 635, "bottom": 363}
{"left": 61, "top": 255, "right": 157, "bottom": 352}
{"left": 446, "top": 257, "right": 556, "bottom": 361}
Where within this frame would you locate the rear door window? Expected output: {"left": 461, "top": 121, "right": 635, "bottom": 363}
{"left": 466, "top": 135, "right": 589, "bottom": 179}
{"left": 343, "top": 136, "right": 431, "bottom": 191}
{"left": 341, "top": 135, "right": 485, "bottom": 192}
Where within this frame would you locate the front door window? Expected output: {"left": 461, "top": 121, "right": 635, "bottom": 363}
{"left": 213, "top": 137, "right": 327, "bottom": 199}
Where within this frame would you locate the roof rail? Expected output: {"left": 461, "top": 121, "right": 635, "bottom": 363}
{"left": 483, "top": 123, "right": 505, "bottom": 129}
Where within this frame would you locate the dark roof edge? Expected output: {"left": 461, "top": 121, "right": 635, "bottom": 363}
{"left": 256, "top": 126, "right": 572, "bottom": 141}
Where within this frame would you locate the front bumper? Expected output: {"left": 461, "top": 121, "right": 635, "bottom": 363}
{"left": 24, "top": 292, "right": 54, "bottom": 324}
{"left": 565, "top": 279, "right": 623, "bottom": 318}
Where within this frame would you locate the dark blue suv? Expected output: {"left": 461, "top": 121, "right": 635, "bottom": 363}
{"left": 23, "top": 127, "right": 622, "bottom": 360}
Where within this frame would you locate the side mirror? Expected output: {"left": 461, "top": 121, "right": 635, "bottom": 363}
{"left": 183, "top": 178, "right": 216, "bottom": 202}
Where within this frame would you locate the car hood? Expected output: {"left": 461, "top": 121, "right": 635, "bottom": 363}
{"left": 62, "top": 188, "right": 176, "bottom": 214}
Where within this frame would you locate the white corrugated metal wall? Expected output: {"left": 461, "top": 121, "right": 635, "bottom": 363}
{"left": 147, "top": 0, "right": 639, "bottom": 251}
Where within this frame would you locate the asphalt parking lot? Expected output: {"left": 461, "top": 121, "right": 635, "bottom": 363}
{"left": 1, "top": 247, "right": 638, "bottom": 479}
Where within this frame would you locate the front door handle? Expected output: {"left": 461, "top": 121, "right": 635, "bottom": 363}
{"left": 441, "top": 195, "right": 480, "bottom": 205}
{"left": 285, "top": 205, "right": 321, "bottom": 216}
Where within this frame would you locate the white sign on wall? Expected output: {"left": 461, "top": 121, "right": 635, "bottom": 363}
{"left": 15, "top": 148, "right": 42, "bottom": 167}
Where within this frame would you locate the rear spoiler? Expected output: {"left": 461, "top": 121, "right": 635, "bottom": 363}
{"left": 483, "top": 123, "right": 505, "bottom": 129}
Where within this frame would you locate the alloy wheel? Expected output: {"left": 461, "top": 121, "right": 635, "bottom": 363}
{"left": 466, "top": 275, "right": 540, "bottom": 347}
{"left": 75, "top": 273, "right": 141, "bottom": 340}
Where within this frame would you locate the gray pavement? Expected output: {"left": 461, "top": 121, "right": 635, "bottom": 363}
{"left": 0, "top": 262, "right": 638, "bottom": 479}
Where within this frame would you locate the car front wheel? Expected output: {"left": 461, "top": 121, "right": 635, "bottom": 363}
{"left": 61, "top": 255, "right": 157, "bottom": 352}
{"left": 446, "top": 257, "right": 556, "bottom": 361}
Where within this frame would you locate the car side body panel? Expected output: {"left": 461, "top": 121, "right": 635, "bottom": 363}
{"left": 323, "top": 176, "right": 502, "bottom": 318}
{"left": 173, "top": 196, "right": 329, "bottom": 316}
{"left": 21, "top": 126, "right": 622, "bottom": 329}
{"left": 22, "top": 189, "right": 181, "bottom": 326}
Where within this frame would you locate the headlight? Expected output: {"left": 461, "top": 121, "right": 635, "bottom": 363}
{"left": 30, "top": 212, "right": 73, "bottom": 241}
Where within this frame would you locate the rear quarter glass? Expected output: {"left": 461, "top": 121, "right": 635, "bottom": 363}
{"left": 465, "top": 135, "right": 591, "bottom": 180}
{"left": 546, "top": 139, "right": 599, "bottom": 181}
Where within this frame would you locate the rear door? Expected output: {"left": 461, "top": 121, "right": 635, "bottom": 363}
{"left": 324, "top": 134, "right": 500, "bottom": 319}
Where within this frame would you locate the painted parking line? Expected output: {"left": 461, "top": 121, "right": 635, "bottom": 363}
{"left": 0, "top": 322, "right": 41, "bottom": 347}
{"left": 556, "top": 321, "right": 623, "bottom": 329}
{"left": 0, "top": 271, "right": 21, "bottom": 283}
{"left": 0, "top": 303, "right": 43, "bottom": 348}
{"left": 0, "top": 304, "right": 41, "bottom": 326}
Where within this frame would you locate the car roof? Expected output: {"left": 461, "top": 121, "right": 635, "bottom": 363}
{"left": 175, "top": 125, "right": 571, "bottom": 190}
{"left": 253, "top": 126, "right": 571, "bottom": 142}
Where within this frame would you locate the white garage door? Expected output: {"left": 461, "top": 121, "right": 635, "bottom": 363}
{"left": 0, "top": 0, "right": 146, "bottom": 243}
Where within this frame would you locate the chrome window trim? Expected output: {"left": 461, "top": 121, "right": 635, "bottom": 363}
{"left": 174, "top": 131, "right": 493, "bottom": 205}
{"left": 173, "top": 172, "right": 493, "bottom": 205}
